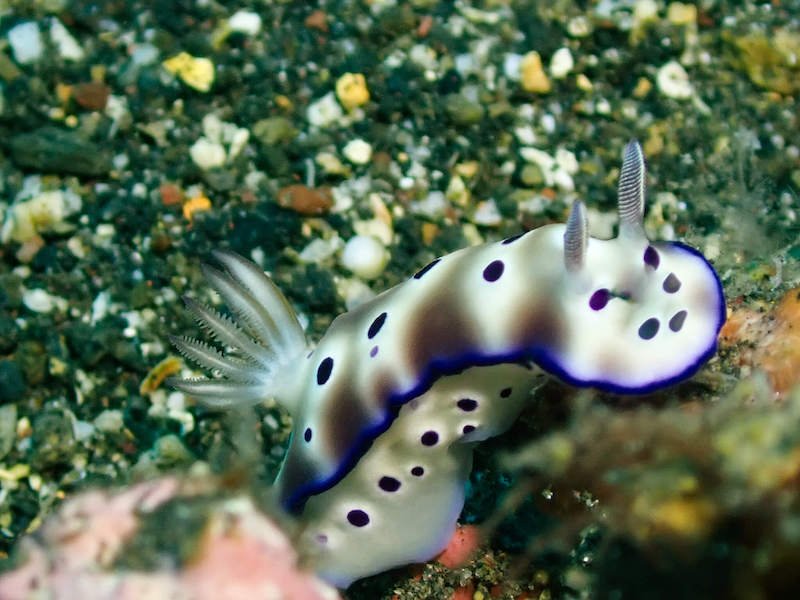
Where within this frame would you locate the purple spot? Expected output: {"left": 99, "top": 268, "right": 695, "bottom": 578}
{"left": 369, "top": 345, "right": 378, "bottom": 357}
{"left": 367, "top": 312, "right": 387, "bottom": 339}
{"left": 414, "top": 258, "right": 441, "bottom": 279}
{"left": 316, "top": 357, "right": 333, "bottom": 385}
{"left": 303, "top": 427, "right": 312, "bottom": 442}
{"left": 315, "top": 533, "right": 328, "bottom": 544}
{"left": 663, "top": 273, "right": 681, "bottom": 293}
{"left": 421, "top": 431, "right": 439, "bottom": 446}
{"left": 500, "top": 387, "right": 512, "bottom": 398}
{"left": 589, "top": 289, "right": 610, "bottom": 310}
{"left": 457, "top": 398, "right": 478, "bottom": 412}
{"left": 347, "top": 509, "right": 370, "bottom": 527}
{"left": 483, "top": 260, "right": 505, "bottom": 282}
{"left": 502, "top": 233, "right": 525, "bottom": 245}
{"left": 462, "top": 425, "right": 476, "bottom": 434}
{"left": 638, "top": 318, "right": 660, "bottom": 340}
{"left": 378, "top": 476, "right": 401, "bottom": 492}
{"left": 411, "top": 466, "right": 424, "bottom": 477}
{"left": 669, "top": 310, "right": 687, "bottom": 332}
{"left": 644, "top": 246, "right": 660, "bottom": 269}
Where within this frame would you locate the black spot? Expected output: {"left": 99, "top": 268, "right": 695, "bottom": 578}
{"left": 303, "top": 427, "right": 312, "bottom": 442}
{"left": 663, "top": 273, "right": 681, "bottom": 293}
{"left": 638, "top": 318, "right": 660, "bottom": 340}
{"left": 411, "top": 466, "right": 424, "bottom": 477}
{"left": 644, "top": 246, "right": 660, "bottom": 269}
{"left": 457, "top": 398, "right": 478, "bottom": 412}
{"left": 378, "top": 476, "right": 401, "bottom": 492}
{"left": 367, "top": 312, "right": 387, "bottom": 339}
{"left": 483, "top": 260, "right": 505, "bottom": 282}
{"left": 421, "top": 431, "right": 439, "bottom": 446}
{"left": 500, "top": 387, "right": 512, "bottom": 398}
{"left": 502, "top": 233, "right": 525, "bottom": 245}
{"left": 589, "top": 288, "right": 610, "bottom": 311}
{"left": 316, "top": 357, "right": 333, "bottom": 385}
{"left": 347, "top": 509, "right": 369, "bottom": 527}
{"left": 413, "top": 258, "right": 441, "bottom": 279}
{"left": 669, "top": 310, "right": 688, "bottom": 332}
{"left": 462, "top": 425, "right": 476, "bottom": 434}
{"left": 369, "top": 345, "right": 378, "bottom": 357}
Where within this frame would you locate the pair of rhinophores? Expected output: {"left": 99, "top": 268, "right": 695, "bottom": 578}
{"left": 170, "top": 141, "right": 726, "bottom": 587}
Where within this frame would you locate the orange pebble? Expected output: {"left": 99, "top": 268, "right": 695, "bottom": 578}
{"left": 450, "top": 582, "right": 475, "bottom": 600}
{"left": 436, "top": 524, "right": 481, "bottom": 569}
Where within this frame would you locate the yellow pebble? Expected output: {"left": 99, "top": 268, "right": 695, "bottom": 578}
{"left": 575, "top": 73, "right": 593, "bottom": 92}
{"left": 520, "top": 51, "right": 551, "bottom": 94}
{"left": 182, "top": 193, "right": 212, "bottom": 223}
{"left": 632, "top": 76, "right": 653, "bottom": 99}
{"left": 667, "top": 2, "right": 698, "bottom": 26}
{"left": 140, "top": 355, "right": 184, "bottom": 396}
{"left": 162, "top": 52, "right": 215, "bottom": 93}
{"left": 336, "top": 72, "right": 370, "bottom": 110}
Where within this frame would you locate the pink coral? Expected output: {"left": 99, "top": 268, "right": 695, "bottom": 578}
{"left": 0, "top": 477, "right": 340, "bottom": 600}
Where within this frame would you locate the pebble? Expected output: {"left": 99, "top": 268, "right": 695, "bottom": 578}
{"left": 7, "top": 22, "right": 43, "bottom": 65}
{"left": 189, "top": 137, "right": 226, "bottom": 170}
{"left": 519, "top": 147, "right": 579, "bottom": 191}
{"left": 0, "top": 404, "right": 16, "bottom": 459}
{"left": 342, "top": 139, "right": 373, "bottom": 165}
{"left": 473, "top": 200, "right": 502, "bottom": 226}
{"left": 2, "top": 188, "right": 82, "bottom": 244}
{"left": 443, "top": 94, "right": 484, "bottom": 125}
{"left": 307, "top": 91, "right": 344, "bottom": 128}
{"left": 277, "top": 184, "right": 333, "bottom": 215}
{"left": 72, "top": 81, "right": 110, "bottom": 111}
{"left": 0, "top": 361, "right": 25, "bottom": 404}
{"left": 567, "top": 16, "right": 593, "bottom": 38}
{"left": 657, "top": 60, "right": 694, "bottom": 99}
{"left": 335, "top": 73, "right": 370, "bottom": 110}
{"left": 49, "top": 19, "right": 84, "bottom": 61}
{"left": 550, "top": 47, "right": 574, "bottom": 79}
{"left": 9, "top": 127, "right": 111, "bottom": 176}
{"left": 340, "top": 235, "right": 389, "bottom": 280}
{"left": 228, "top": 10, "right": 262, "bottom": 36}
{"left": 93, "top": 409, "right": 125, "bottom": 434}
{"left": 22, "top": 288, "right": 67, "bottom": 313}
{"left": 162, "top": 52, "right": 215, "bottom": 93}
{"left": 520, "top": 51, "right": 551, "bottom": 93}
{"left": 667, "top": 2, "right": 697, "bottom": 26}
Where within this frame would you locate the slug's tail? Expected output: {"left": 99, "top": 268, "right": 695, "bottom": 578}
{"left": 168, "top": 249, "right": 307, "bottom": 411}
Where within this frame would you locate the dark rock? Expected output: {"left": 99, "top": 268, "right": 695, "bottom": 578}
{"left": 0, "top": 360, "right": 25, "bottom": 404}
{"left": 9, "top": 127, "right": 112, "bottom": 177}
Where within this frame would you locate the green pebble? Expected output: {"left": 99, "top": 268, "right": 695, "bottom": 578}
{"left": 520, "top": 164, "right": 544, "bottom": 187}
{"left": 444, "top": 94, "right": 485, "bottom": 126}
{"left": 252, "top": 117, "right": 297, "bottom": 146}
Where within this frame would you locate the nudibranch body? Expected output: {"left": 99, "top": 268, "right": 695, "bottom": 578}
{"left": 171, "top": 141, "right": 725, "bottom": 587}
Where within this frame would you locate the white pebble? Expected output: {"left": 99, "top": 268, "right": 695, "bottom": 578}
{"left": 8, "top": 22, "right": 43, "bottom": 64}
{"left": 49, "top": 19, "right": 85, "bottom": 61}
{"left": 340, "top": 235, "right": 389, "bottom": 280}
{"left": 657, "top": 61, "right": 694, "bottom": 99}
{"left": 549, "top": 47, "right": 574, "bottom": 79}
{"left": 307, "top": 92, "right": 344, "bottom": 128}
{"left": 23, "top": 288, "right": 65, "bottom": 313}
{"left": 342, "top": 139, "right": 373, "bottom": 165}
{"left": 473, "top": 200, "right": 502, "bottom": 226}
{"left": 229, "top": 10, "right": 262, "bottom": 36}
{"left": 503, "top": 53, "right": 522, "bottom": 81}
{"left": 189, "top": 137, "right": 226, "bottom": 170}
{"left": 94, "top": 409, "right": 125, "bottom": 433}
